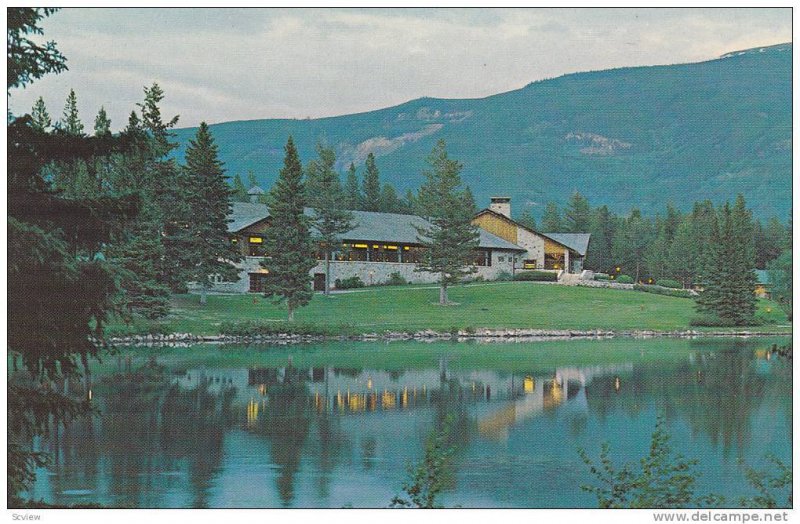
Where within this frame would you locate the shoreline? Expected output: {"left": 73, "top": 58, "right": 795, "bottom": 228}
{"left": 108, "top": 327, "right": 792, "bottom": 346}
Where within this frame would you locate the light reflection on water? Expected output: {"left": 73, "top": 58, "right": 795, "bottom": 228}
{"left": 26, "top": 338, "right": 791, "bottom": 508}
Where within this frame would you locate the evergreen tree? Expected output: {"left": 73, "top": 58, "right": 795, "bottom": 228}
{"left": 767, "top": 250, "right": 792, "bottom": 320}
{"left": 8, "top": 8, "right": 140, "bottom": 504}
{"left": 306, "top": 143, "right": 354, "bottom": 295}
{"left": 585, "top": 205, "right": 615, "bottom": 272}
{"left": 59, "top": 88, "right": 84, "bottom": 135}
{"left": 247, "top": 170, "right": 258, "bottom": 189}
{"left": 138, "top": 82, "right": 187, "bottom": 291}
{"left": 695, "top": 196, "right": 757, "bottom": 325}
{"left": 30, "top": 96, "right": 51, "bottom": 131}
{"left": 463, "top": 186, "right": 478, "bottom": 215}
{"left": 518, "top": 209, "right": 537, "bottom": 230}
{"left": 541, "top": 201, "right": 563, "bottom": 231}
{"left": 666, "top": 219, "right": 696, "bottom": 288}
{"left": 182, "top": 122, "right": 242, "bottom": 304}
{"left": 93, "top": 106, "right": 111, "bottom": 137}
{"left": 414, "top": 140, "right": 480, "bottom": 305}
{"left": 611, "top": 209, "right": 653, "bottom": 281}
{"left": 380, "top": 183, "right": 402, "bottom": 213}
{"left": 404, "top": 189, "right": 418, "bottom": 215}
{"left": 361, "top": 153, "right": 382, "bottom": 211}
{"left": 564, "top": 191, "right": 591, "bottom": 232}
{"left": 261, "top": 137, "right": 317, "bottom": 320}
{"left": 231, "top": 173, "right": 249, "bottom": 202}
{"left": 104, "top": 111, "right": 171, "bottom": 319}
{"left": 343, "top": 163, "right": 361, "bottom": 210}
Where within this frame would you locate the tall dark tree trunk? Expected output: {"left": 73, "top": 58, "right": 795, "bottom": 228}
{"left": 288, "top": 303, "right": 295, "bottom": 322}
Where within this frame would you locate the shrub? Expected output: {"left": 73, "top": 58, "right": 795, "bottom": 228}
{"left": 513, "top": 270, "right": 557, "bottom": 282}
{"left": 616, "top": 275, "right": 634, "bottom": 284}
{"left": 495, "top": 271, "right": 513, "bottom": 281}
{"left": 385, "top": 272, "right": 407, "bottom": 286}
{"left": 594, "top": 273, "right": 610, "bottom": 281}
{"left": 634, "top": 284, "right": 694, "bottom": 299}
{"left": 334, "top": 276, "right": 365, "bottom": 289}
{"left": 656, "top": 279, "right": 682, "bottom": 289}
{"left": 219, "top": 320, "right": 355, "bottom": 337}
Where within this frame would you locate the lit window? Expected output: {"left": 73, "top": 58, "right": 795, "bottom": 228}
{"left": 353, "top": 243, "right": 368, "bottom": 249}
{"left": 249, "top": 236, "right": 263, "bottom": 244}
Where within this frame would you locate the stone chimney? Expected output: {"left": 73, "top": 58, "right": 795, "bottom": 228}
{"left": 489, "top": 196, "right": 511, "bottom": 218}
{"left": 247, "top": 185, "right": 265, "bottom": 204}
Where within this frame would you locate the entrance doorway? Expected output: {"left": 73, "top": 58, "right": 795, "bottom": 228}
{"left": 313, "top": 273, "right": 326, "bottom": 291}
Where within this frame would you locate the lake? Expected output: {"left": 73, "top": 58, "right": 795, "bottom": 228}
{"left": 27, "top": 337, "right": 791, "bottom": 508}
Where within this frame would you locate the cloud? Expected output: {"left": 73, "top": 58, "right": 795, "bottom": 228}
{"left": 8, "top": 8, "right": 791, "bottom": 131}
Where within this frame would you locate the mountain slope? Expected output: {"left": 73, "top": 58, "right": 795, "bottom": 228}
{"left": 173, "top": 43, "right": 791, "bottom": 219}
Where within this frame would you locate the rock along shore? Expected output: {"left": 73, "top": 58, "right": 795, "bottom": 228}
{"left": 107, "top": 328, "right": 790, "bottom": 347}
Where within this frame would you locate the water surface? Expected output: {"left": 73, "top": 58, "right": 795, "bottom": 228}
{"left": 27, "top": 337, "right": 791, "bottom": 508}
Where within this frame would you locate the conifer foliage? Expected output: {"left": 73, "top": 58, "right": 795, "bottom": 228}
{"left": 415, "top": 140, "right": 480, "bottom": 305}
{"left": 183, "top": 122, "right": 242, "bottom": 304}
{"left": 261, "top": 137, "right": 317, "bottom": 320}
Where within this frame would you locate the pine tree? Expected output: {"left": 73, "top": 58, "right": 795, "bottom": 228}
{"left": 93, "top": 106, "right": 111, "bottom": 137}
{"left": 585, "top": 205, "right": 615, "bottom": 272}
{"left": 415, "top": 140, "right": 480, "bottom": 305}
{"left": 380, "top": 183, "right": 402, "bottom": 213}
{"left": 666, "top": 219, "right": 696, "bottom": 288}
{"left": 60, "top": 88, "right": 84, "bottom": 135}
{"left": 261, "top": 137, "right": 317, "bottom": 320}
{"left": 564, "top": 191, "right": 591, "bottom": 232}
{"left": 306, "top": 143, "right": 354, "bottom": 295}
{"left": 343, "top": 163, "right": 361, "bottom": 210}
{"left": 30, "top": 96, "right": 51, "bottom": 131}
{"left": 137, "top": 83, "right": 187, "bottom": 292}
{"left": 518, "top": 209, "right": 537, "bottom": 230}
{"left": 8, "top": 8, "right": 140, "bottom": 503}
{"left": 104, "top": 111, "right": 171, "bottom": 319}
{"left": 231, "top": 173, "right": 249, "bottom": 202}
{"left": 404, "top": 189, "right": 418, "bottom": 215}
{"left": 463, "top": 186, "right": 478, "bottom": 215}
{"left": 611, "top": 209, "right": 653, "bottom": 281}
{"left": 730, "top": 194, "right": 757, "bottom": 323}
{"left": 362, "top": 153, "right": 382, "bottom": 211}
{"left": 541, "top": 201, "right": 563, "bottom": 232}
{"left": 182, "top": 122, "right": 242, "bottom": 304}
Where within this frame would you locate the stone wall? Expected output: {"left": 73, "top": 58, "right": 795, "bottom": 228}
{"left": 190, "top": 250, "right": 519, "bottom": 294}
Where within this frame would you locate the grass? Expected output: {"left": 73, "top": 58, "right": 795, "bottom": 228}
{"left": 105, "top": 281, "right": 790, "bottom": 336}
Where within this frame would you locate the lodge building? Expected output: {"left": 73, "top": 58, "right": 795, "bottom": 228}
{"left": 201, "top": 194, "right": 590, "bottom": 294}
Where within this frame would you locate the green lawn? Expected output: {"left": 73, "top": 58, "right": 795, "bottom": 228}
{"left": 107, "top": 281, "right": 790, "bottom": 336}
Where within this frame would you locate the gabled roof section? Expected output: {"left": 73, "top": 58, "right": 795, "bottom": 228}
{"left": 543, "top": 233, "right": 591, "bottom": 257}
{"left": 228, "top": 202, "right": 270, "bottom": 232}
{"left": 229, "top": 202, "right": 525, "bottom": 251}
{"left": 474, "top": 208, "right": 591, "bottom": 255}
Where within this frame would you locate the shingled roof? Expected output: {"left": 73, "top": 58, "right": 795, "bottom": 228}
{"left": 228, "top": 202, "right": 524, "bottom": 252}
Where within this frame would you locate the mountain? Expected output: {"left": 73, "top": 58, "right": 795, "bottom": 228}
{"left": 172, "top": 43, "right": 791, "bottom": 220}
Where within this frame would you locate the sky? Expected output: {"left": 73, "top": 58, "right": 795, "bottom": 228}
{"left": 9, "top": 7, "right": 792, "bottom": 130}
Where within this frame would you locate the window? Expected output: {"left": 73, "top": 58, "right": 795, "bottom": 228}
{"left": 249, "top": 272, "right": 269, "bottom": 293}
{"left": 524, "top": 259, "right": 537, "bottom": 269}
{"left": 248, "top": 236, "right": 266, "bottom": 257}
{"left": 473, "top": 249, "right": 491, "bottom": 267}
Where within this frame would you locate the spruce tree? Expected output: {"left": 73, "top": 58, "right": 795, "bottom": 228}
{"left": 183, "top": 122, "right": 242, "bottom": 304}
{"left": 541, "top": 201, "right": 563, "bottom": 231}
{"left": 30, "top": 96, "right": 51, "bottom": 131}
{"left": 60, "top": 88, "right": 84, "bottom": 135}
{"left": 344, "top": 163, "right": 361, "bottom": 210}
{"left": 414, "top": 140, "right": 480, "bottom": 305}
{"left": 362, "top": 153, "right": 382, "bottom": 211}
{"left": 380, "top": 183, "right": 401, "bottom": 213}
{"left": 93, "top": 106, "right": 111, "bottom": 137}
{"left": 261, "top": 137, "right": 317, "bottom": 320}
{"left": 231, "top": 173, "right": 249, "bottom": 202}
{"left": 137, "top": 83, "right": 187, "bottom": 291}
{"left": 585, "top": 205, "right": 615, "bottom": 272}
{"left": 8, "top": 8, "right": 140, "bottom": 503}
{"left": 564, "top": 191, "right": 591, "bottom": 232}
{"left": 730, "top": 194, "right": 757, "bottom": 323}
{"left": 306, "top": 143, "right": 354, "bottom": 295}
{"left": 666, "top": 219, "right": 696, "bottom": 288}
